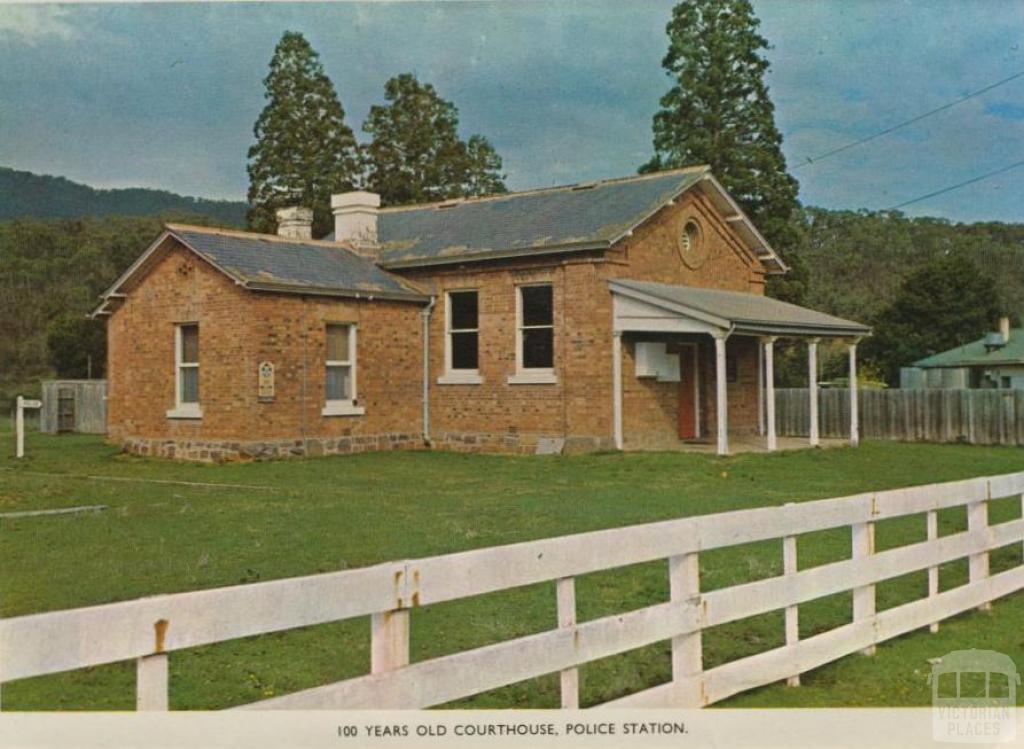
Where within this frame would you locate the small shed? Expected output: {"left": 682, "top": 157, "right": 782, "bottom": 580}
{"left": 40, "top": 380, "right": 107, "bottom": 434}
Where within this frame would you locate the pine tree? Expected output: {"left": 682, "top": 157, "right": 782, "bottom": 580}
{"left": 362, "top": 73, "right": 506, "bottom": 205}
{"left": 247, "top": 32, "right": 360, "bottom": 237}
{"left": 643, "top": 0, "right": 802, "bottom": 301}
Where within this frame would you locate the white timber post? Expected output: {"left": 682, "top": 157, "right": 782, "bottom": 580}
{"left": 372, "top": 565, "right": 411, "bottom": 675}
{"left": 849, "top": 341, "right": 860, "bottom": 446}
{"left": 782, "top": 521, "right": 800, "bottom": 686}
{"left": 669, "top": 552, "right": 702, "bottom": 706}
{"left": 137, "top": 654, "right": 169, "bottom": 711}
{"left": 852, "top": 517, "right": 876, "bottom": 656}
{"left": 808, "top": 338, "right": 820, "bottom": 447}
{"left": 556, "top": 577, "right": 579, "bottom": 709}
{"left": 968, "top": 486, "right": 991, "bottom": 612}
{"left": 927, "top": 510, "right": 939, "bottom": 633}
{"left": 714, "top": 333, "right": 729, "bottom": 456}
{"left": 757, "top": 340, "right": 765, "bottom": 436}
{"left": 15, "top": 395, "right": 24, "bottom": 459}
{"left": 371, "top": 610, "right": 410, "bottom": 674}
{"left": 136, "top": 618, "right": 170, "bottom": 711}
{"left": 764, "top": 337, "right": 777, "bottom": 452}
{"left": 612, "top": 332, "right": 623, "bottom": 450}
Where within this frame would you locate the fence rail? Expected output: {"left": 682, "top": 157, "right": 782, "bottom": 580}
{"left": 2, "top": 472, "right": 1024, "bottom": 710}
{"left": 777, "top": 388, "right": 1024, "bottom": 445}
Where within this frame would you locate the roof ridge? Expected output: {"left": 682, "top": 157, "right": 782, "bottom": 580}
{"left": 166, "top": 223, "right": 354, "bottom": 250}
{"left": 378, "top": 165, "right": 710, "bottom": 213}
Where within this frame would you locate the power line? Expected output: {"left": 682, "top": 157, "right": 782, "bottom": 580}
{"left": 793, "top": 69, "right": 1024, "bottom": 169}
{"left": 886, "top": 159, "right": 1024, "bottom": 210}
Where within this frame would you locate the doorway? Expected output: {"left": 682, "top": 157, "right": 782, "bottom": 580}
{"left": 677, "top": 344, "right": 700, "bottom": 440}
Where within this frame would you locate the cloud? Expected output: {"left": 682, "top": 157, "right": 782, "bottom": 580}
{"left": 984, "top": 101, "right": 1024, "bottom": 121}
{"left": 0, "top": 6, "right": 79, "bottom": 44}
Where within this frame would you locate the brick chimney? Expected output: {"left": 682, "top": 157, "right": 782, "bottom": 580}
{"left": 275, "top": 206, "right": 313, "bottom": 240}
{"left": 1000, "top": 316, "right": 1011, "bottom": 343}
{"left": 331, "top": 191, "right": 380, "bottom": 257}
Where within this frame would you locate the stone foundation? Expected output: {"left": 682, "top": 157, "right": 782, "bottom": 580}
{"left": 121, "top": 433, "right": 425, "bottom": 462}
{"left": 121, "top": 431, "right": 613, "bottom": 462}
{"left": 430, "top": 432, "right": 612, "bottom": 455}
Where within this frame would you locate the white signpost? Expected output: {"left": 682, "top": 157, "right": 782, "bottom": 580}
{"left": 15, "top": 396, "right": 42, "bottom": 459}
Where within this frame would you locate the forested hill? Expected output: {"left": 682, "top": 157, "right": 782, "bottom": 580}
{"left": 0, "top": 166, "right": 247, "bottom": 226}
{"left": 796, "top": 207, "right": 1024, "bottom": 330}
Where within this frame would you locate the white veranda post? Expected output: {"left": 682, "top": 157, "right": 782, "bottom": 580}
{"left": 715, "top": 333, "right": 728, "bottom": 456}
{"left": 763, "top": 337, "right": 777, "bottom": 452}
{"left": 849, "top": 341, "right": 860, "bottom": 446}
{"left": 612, "top": 332, "right": 623, "bottom": 450}
{"left": 808, "top": 338, "right": 820, "bottom": 447}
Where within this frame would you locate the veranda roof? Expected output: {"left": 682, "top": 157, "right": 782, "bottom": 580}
{"left": 611, "top": 279, "right": 870, "bottom": 338}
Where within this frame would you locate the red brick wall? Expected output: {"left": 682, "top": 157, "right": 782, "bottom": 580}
{"left": 402, "top": 191, "right": 768, "bottom": 451}
{"left": 106, "top": 241, "right": 424, "bottom": 459}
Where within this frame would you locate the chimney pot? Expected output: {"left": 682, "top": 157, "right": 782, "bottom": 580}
{"left": 1000, "top": 316, "right": 1011, "bottom": 343}
{"left": 331, "top": 191, "right": 381, "bottom": 257}
{"left": 275, "top": 206, "right": 314, "bottom": 240}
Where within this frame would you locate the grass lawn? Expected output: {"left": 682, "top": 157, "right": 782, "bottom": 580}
{"left": 2, "top": 421, "right": 1024, "bottom": 711}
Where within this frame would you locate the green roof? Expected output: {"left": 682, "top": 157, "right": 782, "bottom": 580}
{"left": 914, "top": 329, "right": 1024, "bottom": 368}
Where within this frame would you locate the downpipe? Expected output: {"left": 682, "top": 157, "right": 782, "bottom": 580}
{"left": 421, "top": 296, "right": 436, "bottom": 446}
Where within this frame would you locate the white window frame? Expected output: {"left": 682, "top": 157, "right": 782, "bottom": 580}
{"left": 167, "top": 323, "right": 202, "bottom": 419}
{"left": 438, "top": 289, "right": 483, "bottom": 385}
{"left": 322, "top": 323, "right": 365, "bottom": 417}
{"left": 508, "top": 283, "right": 557, "bottom": 385}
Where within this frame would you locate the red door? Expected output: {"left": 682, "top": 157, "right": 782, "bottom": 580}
{"left": 678, "top": 347, "right": 697, "bottom": 439}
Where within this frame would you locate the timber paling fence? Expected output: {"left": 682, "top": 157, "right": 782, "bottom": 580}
{"left": 2, "top": 472, "right": 1024, "bottom": 710}
{"left": 778, "top": 388, "right": 1024, "bottom": 445}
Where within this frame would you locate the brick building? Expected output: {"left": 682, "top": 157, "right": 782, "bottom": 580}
{"left": 93, "top": 167, "right": 869, "bottom": 461}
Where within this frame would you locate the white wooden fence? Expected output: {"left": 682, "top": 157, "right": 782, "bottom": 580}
{"left": 2, "top": 472, "right": 1024, "bottom": 711}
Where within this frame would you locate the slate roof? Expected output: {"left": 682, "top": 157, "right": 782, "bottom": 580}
{"left": 612, "top": 279, "right": 871, "bottom": 337}
{"left": 165, "top": 226, "right": 425, "bottom": 300}
{"left": 913, "top": 330, "right": 1024, "bottom": 368}
{"left": 325, "top": 167, "right": 785, "bottom": 272}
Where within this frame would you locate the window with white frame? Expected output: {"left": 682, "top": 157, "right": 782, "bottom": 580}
{"left": 509, "top": 284, "right": 556, "bottom": 384}
{"left": 439, "top": 290, "right": 482, "bottom": 384}
{"left": 323, "top": 323, "right": 364, "bottom": 416}
{"left": 167, "top": 323, "right": 201, "bottom": 418}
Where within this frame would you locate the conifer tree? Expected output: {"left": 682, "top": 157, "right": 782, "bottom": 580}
{"left": 643, "top": 0, "right": 803, "bottom": 301}
{"left": 362, "top": 73, "right": 506, "bottom": 206}
{"left": 247, "top": 31, "right": 359, "bottom": 237}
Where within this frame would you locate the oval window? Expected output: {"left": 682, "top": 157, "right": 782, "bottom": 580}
{"left": 681, "top": 221, "right": 700, "bottom": 253}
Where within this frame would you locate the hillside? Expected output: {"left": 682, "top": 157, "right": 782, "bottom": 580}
{"left": 0, "top": 166, "right": 247, "bottom": 226}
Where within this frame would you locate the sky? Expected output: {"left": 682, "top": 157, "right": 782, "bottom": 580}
{"left": 1, "top": 0, "right": 1024, "bottom": 222}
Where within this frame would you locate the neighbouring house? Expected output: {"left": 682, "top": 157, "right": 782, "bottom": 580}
{"left": 902, "top": 317, "right": 1024, "bottom": 390}
{"left": 92, "top": 166, "right": 870, "bottom": 461}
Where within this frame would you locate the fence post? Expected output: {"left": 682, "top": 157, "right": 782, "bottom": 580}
{"left": 371, "top": 610, "right": 410, "bottom": 674}
{"left": 556, "top": 577, "right": 579, "bottom": 708}
{"left": 852, "top": 519, "right": 876, "bottom": 655}
{"left": 968, "top": 489, "right": 991, "bottom": 612}
{"left": 927, "top": 510, "right": 940, "bottom": 633}
{"left": 136, "top": 654, "right": 169, "bottom": 711}
{"left": 136, "top": 617, "right": 170, "bottom": 710}
{"left": 783, "top": 528, "right": 800, "bottom": 686}
{"left": 15, "top": 396, "right": 24, "bottom": 459}
{"left": 669, "top": 552, "right": 702, "bottom": 706}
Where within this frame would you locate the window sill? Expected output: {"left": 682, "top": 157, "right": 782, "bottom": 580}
{"left": 166, "top": 405, "right": 202, "bottom": 419}
{"left": 507, "top": 371, "right": 558, "bottom": 385}
{"left": 437, "top": 372, "right": 484, "bottom": 385}
{"left": 322, "top": 402, "right": 366, "bottom": 417}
